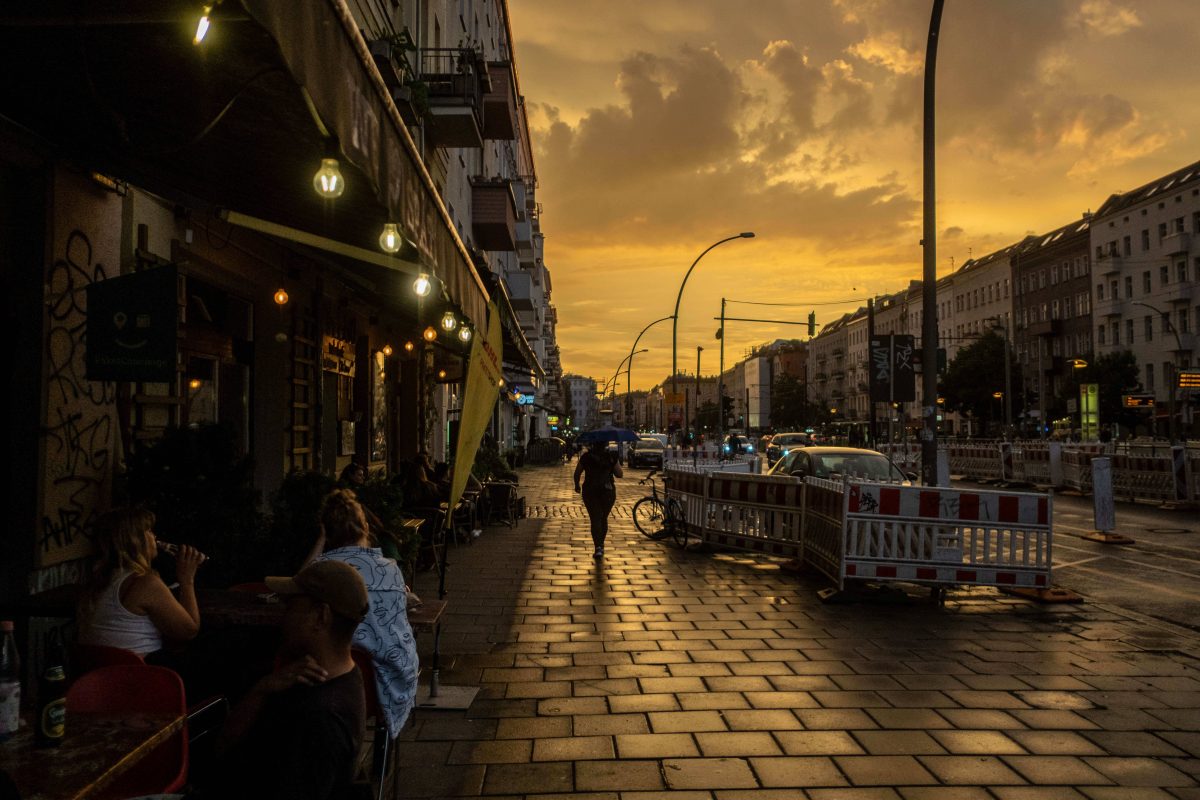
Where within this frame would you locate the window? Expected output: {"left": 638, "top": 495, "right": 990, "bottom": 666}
{"left": 1064, "top": 296, "right": 1073, "bottom": 318}
{"left": 1051, "top": 265, "right": 1059, "bottom": 284}
{"left": 1122, "top": 235, "right": 1131, "bottom": 256}
{"left": 1051, "top": 337, "right": 1061, "bottom": 357}
{"left": 1095, "top": 245, "right": 1103, "bottom": 260}
{"left": 1178, "top": 260, "right": 1188, "bottom": 282}
{"left": 1143, "top": 271, "right": 1152, "bottom": 293}
{"left": 1098, "top": 325, "right": 1106, "bottom": 345}
{"left": 1110, "top": 280, "right": 1119, "bottom": 299}
{"left": 1146, "top": 363, "right": 1155, "bottom": 391}
{"left": 1193, "top": 212, "right": 1200, "bottom": 234}
{"left": 1004, "top": 278, "right": 1009, "bottom": 298}
{"left": 1159, "top": 222, "right": 1168, "bottom": 242}
{"left": 1174, "top": 216, "right": 1185, "bottom": 233}
{"left": 1163, "top": 312, "right": 1172, "bottom": 335}
{"left": 1040, "top": 302, "right": 1048, "bottom": 322}
{"left": 1161, "top": 265, "right": 1170, "bottom": 286}
{"left": 1124, "top": 276, "right": 1133, "bottom": 298}
{"left": 1038, "top": 271, "right": 1046, "bottom": 289}
{"left": 1125, "top": 319, "right": 1134, "bottom": 344}
{"left": 1180, "top": 309, "right": 1190, "bottom": 334}
{"left": 1097, "top": 283, "right": 1105, "bottom": 300}
{"left": 1052, "top": 299, "right": 1061, "bottom": 319}
{"left": 1111, "top": 321, "right": 1120, "bottom": 345}
{"left": 1142, "top": 229, "right": 1150, "bottom": 250}
{"left": 1079, "top": 292, "right": 1090, "bottom": 314}
{"left": 1145, "top": 316, "right": 1153, "bottom": 341}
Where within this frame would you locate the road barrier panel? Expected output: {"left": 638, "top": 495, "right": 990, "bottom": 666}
{"left": 1048, "top": 442, "right": 1064, "bottom": 487}
{"left": 841, "top": 482, "right": 1053, "bottom": 591}
{"left": 1083, "top": 456, "right": 1134, "bottom": 543}
{"left": 703, "top": 473, "right": 805, "bottom": 558}
{"left": 936, "top": 449, "right": 950, "bottom": 487}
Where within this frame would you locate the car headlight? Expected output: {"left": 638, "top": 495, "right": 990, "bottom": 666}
{"left": 747, "top": 446, "right": 754, "bottom": 452}
{"left": 782, "top": 449, "right": 789, "bottom": 456}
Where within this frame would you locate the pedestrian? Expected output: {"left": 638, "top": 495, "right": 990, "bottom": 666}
{"left": 573, "top": 440, "right": 623, "bottom": 559}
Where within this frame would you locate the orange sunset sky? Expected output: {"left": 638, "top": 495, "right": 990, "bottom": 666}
{"left": 507, "top": 0, "right": 1200, "bottom": 391}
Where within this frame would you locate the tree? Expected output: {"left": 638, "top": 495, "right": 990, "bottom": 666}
{"left": 771, "top": 372, "right": 818, "bottom": 430}
{"left": 941, "top": 331, "right": 1022, "bottom": 428}
{"left": 1063, "top": 350, "right": 1142, "bottom": 432}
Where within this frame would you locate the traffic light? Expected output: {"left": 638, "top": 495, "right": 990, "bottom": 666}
{"left": 807, "top": 311, "right": 816, "bottom": 337}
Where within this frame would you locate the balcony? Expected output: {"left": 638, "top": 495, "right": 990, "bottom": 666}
{"left": 1096, "top": 252, "right": 1123, "bottom": 276}
{"left": 1160, "top": 282, "right": 1194, "bottom": 304}
{"left": 1027, "top": 319, "right": 1061, "bottom": 338}
{"left": 515, "top": 219, "right": 534, "bottom": 259}
{"left": 815, "top": 372, "right": 828, "bottom": 382}
{"left": 832, "top": 347, "right": 845, "bottom": 356}
{"left": 831, "top": 369, "right": 845, "bottom": 379}
{"left": 505, "top": 270, "right": 536, "bottom": 311}
{"left": 1093, "top": 295, "right": 1125, "bottom": 317}
{"left": 471, "top": 178, "right": 517, "bottom": 251}
{"left": 419, "top": 47, "right": 487, "bottom": 148}
{"left": 482, "top": 61, "right": 518, "bottom": 140}
{"left": 1168, "top": 332, "right": 1197, "bottom": 353}
{"left": 1163, "top": 231, "right": 1190, "bottom": 256}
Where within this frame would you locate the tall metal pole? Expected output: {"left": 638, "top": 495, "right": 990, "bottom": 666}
{"left": 718, "top": 298, "right": 726, "bottom": 449}
{"left": 695, "top": 345, "right": 704, "bottom": 443}
{"left": 1003, "top": 324, "right": 1013, "bottom": 432}
{"left": 867, "top": 298, "right": 877, "bottom": 445}
{"left": 627, "top": 316, "right": 674, "bottom": 431}
{"left": 672, "top": 233, "right": 755, "bottom": 439}
{"left": 920, "top": 0, "right": 945, "bottom": 485}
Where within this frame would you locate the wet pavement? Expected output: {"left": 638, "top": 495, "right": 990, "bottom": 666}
{"left": 404, "top": 462, "right": 1200, "bottom": 799}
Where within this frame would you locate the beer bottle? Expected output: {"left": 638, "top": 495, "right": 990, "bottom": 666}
{"left": 35, "top": 640, "right": 67, "bottom": 747}
{"left": 0, "top": 620, "right": 19, "bottom": 742}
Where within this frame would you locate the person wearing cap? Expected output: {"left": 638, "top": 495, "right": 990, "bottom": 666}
{"left": 307, "top": 489, "right": 418, "bottom": 737}
{"left": 202, "top": 560, "right": 368, "bottom": 800}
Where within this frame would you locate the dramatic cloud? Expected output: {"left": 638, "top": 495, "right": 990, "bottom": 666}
{"left": 1076, "top": 0, "right": 1143, "bottom": 37}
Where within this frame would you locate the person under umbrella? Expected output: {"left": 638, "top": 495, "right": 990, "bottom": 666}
{"left": 573, "top": 440, "right": 623, "bottom": 559}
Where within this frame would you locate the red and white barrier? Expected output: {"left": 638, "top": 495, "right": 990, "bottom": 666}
{"left": 703, "top": 473, "right": 805, "bottom": 558}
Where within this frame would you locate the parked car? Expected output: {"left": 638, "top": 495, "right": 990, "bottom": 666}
{"left": 641, "top": 433, "right": 670, "bottom": 448}
{"left": 626, "top": 437, "right": 665, "bottom": 469}
{"left": 765, "top": 432, "right": 811, "bottom": 466}
{"left": 766, "top": 446, "right": 910, "bottom": 483}
{"left": 721, "top": 434, "right": 755, "bottom": 455}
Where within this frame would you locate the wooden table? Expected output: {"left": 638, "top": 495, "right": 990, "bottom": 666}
{"left": 0, "top": 711, "right": 183, "bottom": 800}
{"left": 199, "top": 589, "right": 445, "bottom": 631}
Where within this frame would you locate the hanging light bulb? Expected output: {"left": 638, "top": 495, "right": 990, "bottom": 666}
{"left": 188, "top": 378, "right": 202, "bottom": 390}
{"left": 381, "top": 344, "right": 393, "bottom": 357}
{"left": 458, "top": 326, "right": 473, "bottom": 343}
{"left": 438, "top": 369, "right": 447, "bottom": 380}
{"left": 412, "top": 273, "right": 432, "bottom": 297}
{"left": 498, "top": 378, "right": 506, "bottom": 388}
{"left": 440, "top": 311, "right": 458, "bottom": 332}
{"left": 312, "top": 158, "right": 345, "bottom": 199}
{"left": 378, "top": 223, "right": 401, "bottom": 254}
{"left": 422, "top": 326, "right": 437, "bottom": 342}
{"left": 404, "top": 341, "right": 414, "bottom": 353}
{"left": 193, "top": 5, "right": 212, "bottom": 44}
{"left": 273, "top": 288, "right": 289, "bottom": 306}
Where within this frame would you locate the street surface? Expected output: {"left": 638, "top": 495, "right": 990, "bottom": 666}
{"left": 406, "top": 462, "right": 1199, "bottom": 798}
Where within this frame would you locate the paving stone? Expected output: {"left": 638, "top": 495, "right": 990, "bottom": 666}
{"left": 608, "top": 694, "right": 681, "bottom": 713}
{"left": 1010, "top": 709, "right": 1101, "bottom": 729}
{"left": 1002, "top": 755, "right": 1115, "bottom": 785}
{"left": 865, "top": 709, "right": 953, "bottom": 730}
{"left": 1081, "top": 731, "right": 1187, "bottom": 757}
{"left": 834, "top": 755, "right": 939, "bottom": 786}
{"left": 1007, "top": 730, "right": 1108, "bottom": 755}
{"left": 679, "top": 691, "right": 752, "bottom": 711}
{"left": 852, "top": 730, "right": 947, "bottom": 755}
{"left": 930, "top": 730, "right": 1026, "bottom": 754}
{"left": 532, "top": 735, "right": 615, "bottom": 761}
{"left": 696, "top": 731, "right": 783, "bottom": 757}
{"left": 750, "top": 755, "right": 847, "bottom": 787}
{"left": 495, "top": 715, "right": 573, "bottom": 739}
{"left": 573, "top": 713, "right": 650, "bottom": 736}
{"left": 1160, "top": 731, "right": 1200, "bottom": 756}
{"left": 447, "top": 738, "right": 534, "bottom": 764}
{"left": 663, "top": 757, "right": 759, "bottom": 789}
{"left": 813, "top": 690, "right": 891, "bottom": 708}
{"left": 576, "top": 759, "right": 665, "bottom": 792}
{"left": 797, "top": 709, "right": 880, "bottom": 730}
{"left": 615, "top": 732, "right": 700, "bottom": 759}
{"left": 649, "top": 710, "right": 730, "bottom": 733}
{"left": 898, "top": 788, "right": 993, "bottom": 800}
{"left": 482, "top": 762, "right": 574, "bottom": 795}
{"left": 1083, "top": 757, "right": 1195, "bottom": 787}
{"left": 918, "top": 755, "right": 1026, "bottom": 784}
{"left": 775, "top": 731, "right": 865, "bottom": 756}
{"left": 398, "top": 762, "right": 487, "bottom": 797}
{"left": 989, "top": 787, "right": 1088, "bottom": 799}
{"left": 1081, "top": 789, "right": 1181, "bottom": 800}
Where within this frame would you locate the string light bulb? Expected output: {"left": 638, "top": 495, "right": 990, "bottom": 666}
{"left": 422, "top": 326, "right": 437, "bottom": 342}
{"left": 438, "top": 369, "right": 447, "bottom": 380}
{"left": 273, "top": 288, "right": 289, "bottom": 305}
{"left": 381, "top": 344, "right": 393, "bottom": 356}
{"left": 378, "top": 223, "right": 401, "bottom": 254}
{"left": 458, "top": 326, "right": 473, "bottom": 343}
{"left": 193, "top": 5, "right": 212, "bottom": 44}
{"left": 188, "top": 378, "right": 202, "bottom": 390}
{"left": 312, "top": 158, "right": 345, "bottom": 199}
{"left": 404, "top": 341, "right": 414, "bottom": 352}
{"left": 440, "top": 311, "right": 458, "bottom": 332}
{"left": 412, "top": 273, "right": 432, "bottom": 297}
{"left": 498, "top": 378, "right": 506, "bottom": 388}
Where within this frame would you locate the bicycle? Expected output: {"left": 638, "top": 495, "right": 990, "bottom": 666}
{"left": 632, "top": 470, "right": 689, "bottom": 547}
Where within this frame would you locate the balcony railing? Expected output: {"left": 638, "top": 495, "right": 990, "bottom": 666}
{"left": 471, "top": 178, "right": 518, "bottom": 251}
{"left": 1093, "top": 295, "right": 1125, "bottom": 317}
{"left": 482, "top": 60, "right": 518, "bottom": 140}
{"left": 1160, "top": 282, "right": 1194, "bottom": 304}
{"left": 1096, "top": 252, "right": 1123, "bottom": 276}
{"left": 418, "top": 47, "right": 487, "bottom": 148}
{"left": 1163, "top": 231, "right": 1190, "bottom": 256}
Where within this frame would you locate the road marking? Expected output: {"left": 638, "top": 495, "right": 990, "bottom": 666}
{"left": 1054, "top": 556, "right": 1105, "bottom": 569}
{"left": 1063, "top": 564, "right": 1200, "bottom": 601}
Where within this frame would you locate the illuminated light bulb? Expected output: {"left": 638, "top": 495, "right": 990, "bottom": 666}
{"left": 440, "top": 311, "right": 457, "bottom": 331}
{"left": 412, "top": 273, "right": 431, "bottom": 297}
{"left": 422, "top": 326, "right": 437, "bottom": 342}
{"left": 312, "top": 158, "right": 345, "bottom": 199}
{"left": 498, "top": 378, "right": 506, "bottom": 388}
{"left": 273, "top": 288, "right": 289, "bottom": 305}
{"left": 438, "top": 369, "right": 447, "bottom": 380}
{"left": 404, "top": 341, "right": 414, "bottom": 352}
{"left": 193, "top": 6, "right": 212, "bottom": 45}
{"left": 458, "top": 326, "right": 473, "bottom": 343}
{"left": 188, "top": 378, "right": 202, "bottom": 390}
{"left": 381, "top": 344, "right": 393, "bottom": 356}
{"left": 378, "top": 223, "right": 401, "bottom": 254}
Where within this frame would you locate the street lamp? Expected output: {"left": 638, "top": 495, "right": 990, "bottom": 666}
{"left": 988, "top": 316, "right": 1013, "bottom": 434}
{"left": 627, "top": 316, "right": 674, "bottom": 430}
{"left": 1132, "top": 300, "right": 1185, "bottom": 444}
{"left": 611, "top": 349, "right": 648, "bottom": 427}
{"left": 671, "top": 233, "right": 755, "bottom": 440}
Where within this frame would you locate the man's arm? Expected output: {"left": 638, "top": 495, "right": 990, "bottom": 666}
{"left": 573, "top": 456, "right": 585, "bottom": 492}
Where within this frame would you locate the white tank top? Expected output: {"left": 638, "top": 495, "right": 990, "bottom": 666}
{"left": 80, "top": 569, "right": 163, "bottom": 656}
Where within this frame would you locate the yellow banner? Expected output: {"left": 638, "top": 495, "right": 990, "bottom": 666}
{"left": 448, "top": 301, "right": 503, "bottom": 519}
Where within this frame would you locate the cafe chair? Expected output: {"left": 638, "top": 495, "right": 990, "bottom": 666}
{"left": 70, "top": 643, "right": 145, "bottom": 679}
{"left": 405, "top": 506, "right": 446, "bottom": 573}
{"left": 483, "top": 481, "right": 520, "bottom": 528}
{"left": 350, "top": 648, "right": 393, "bottom": 800}
{"left": 66, "top": 664, "right": 189, "bottom": 796}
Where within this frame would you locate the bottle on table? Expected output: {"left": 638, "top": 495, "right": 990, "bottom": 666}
{"left": 0, "top": 620, "right": 19, "bottom": 742}
{"left": 35, "top": 639, "right": 66, "bottom": 748}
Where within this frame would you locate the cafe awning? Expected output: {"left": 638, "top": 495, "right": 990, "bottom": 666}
{"left": 0, "top": 0, "right": 488, "bottom": 326}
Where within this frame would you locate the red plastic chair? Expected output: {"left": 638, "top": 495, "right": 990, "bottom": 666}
{"left": 351, "top": 648, "right": 391, "bottom": 800}
{"left": 66, "top": 664, "right": 189, "bottom": 796}
{"left": 70, "top": 643, "right": 145, "bottom": 679}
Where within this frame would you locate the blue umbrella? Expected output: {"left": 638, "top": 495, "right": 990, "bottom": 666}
{"left": 576, "top": 426, "right": 640, "bottom": 444}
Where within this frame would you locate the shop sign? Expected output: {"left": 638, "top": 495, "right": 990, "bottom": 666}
{"left": 86, "top": 265, "right": 177, "bottom": 382}
{"left": 322, "top": 335, "right": 356, "bottom": 376}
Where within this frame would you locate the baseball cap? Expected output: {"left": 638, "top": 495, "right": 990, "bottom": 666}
{"left": 266, "top": 560, "right": 369, "bottom": 622}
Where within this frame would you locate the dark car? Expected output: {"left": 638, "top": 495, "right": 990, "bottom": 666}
{"left": 721, "top": 434, "right": 755, "bottom": 455}
{"left": 627, "top": 437, "right": 665, "bottom": 469}
{"left": 766, "top": 446, "right": 910, "bottom": 483}
{"left": 765, "top": 432, "right": 810, "bottom": 466}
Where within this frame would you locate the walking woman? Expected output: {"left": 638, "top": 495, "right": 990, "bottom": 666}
{"left": 574, "top": 441, "right": 623, "bottom": 558}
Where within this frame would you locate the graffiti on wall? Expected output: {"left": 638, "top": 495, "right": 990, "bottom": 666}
{"left": 40, "top": 229, "right": 116, "bottom": 566}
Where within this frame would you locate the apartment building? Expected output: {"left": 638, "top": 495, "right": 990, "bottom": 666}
{"left": 564, "top": 374, "right": 599, "bottom": 431}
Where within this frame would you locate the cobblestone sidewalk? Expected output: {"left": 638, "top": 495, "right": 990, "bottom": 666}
{"left": 405, "top": 463, "right": 1200, "bottom": 799}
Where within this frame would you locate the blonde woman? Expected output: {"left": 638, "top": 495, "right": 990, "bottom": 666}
{"left": 306, "top": 488, "right": 419, "bottom": 737}
{"left": 77, "top": 507, "right": 205, "bottom": 658}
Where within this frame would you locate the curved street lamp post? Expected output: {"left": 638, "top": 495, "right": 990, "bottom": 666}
{"left": 627, "top": 316, "right": 675, "bottom": 432}
{"left": 1133, "top": 300, "right": 1185, "bottom": 444}
{"left": 671, "top": 233, "right": 755, "bottom": 443}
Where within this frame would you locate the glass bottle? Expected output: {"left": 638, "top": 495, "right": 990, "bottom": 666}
{"left": 35, "top": 640, "right": 66, "bottom": 748}
{"left": 0, "top": 620, "right": 19, "bottom": 741}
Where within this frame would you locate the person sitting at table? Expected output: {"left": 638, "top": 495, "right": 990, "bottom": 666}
{"left": 200, "top": 560, "right": 367, "bottom": 800}
{"left": 405, "top": 452, "right": 441, "bottom": 508}
{"left": 304, "top": 488, "right": 419, "bottom": 738}
{"left": 77, "top": 507, "right": 206, "bottom": 660}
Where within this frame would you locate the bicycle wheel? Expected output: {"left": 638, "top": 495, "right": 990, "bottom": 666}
{"left": 632, "top": 497, "right": 669, "bottom": 539}
{"left": 667, "top": 497, "right": 691, "bottom": 548}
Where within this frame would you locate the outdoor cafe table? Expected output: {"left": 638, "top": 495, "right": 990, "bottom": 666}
{"left": 0, "top": 710, "right": 184, "bottom": 800}
{"left": 198, "top": 589, "right": 446, "bottom": 632}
